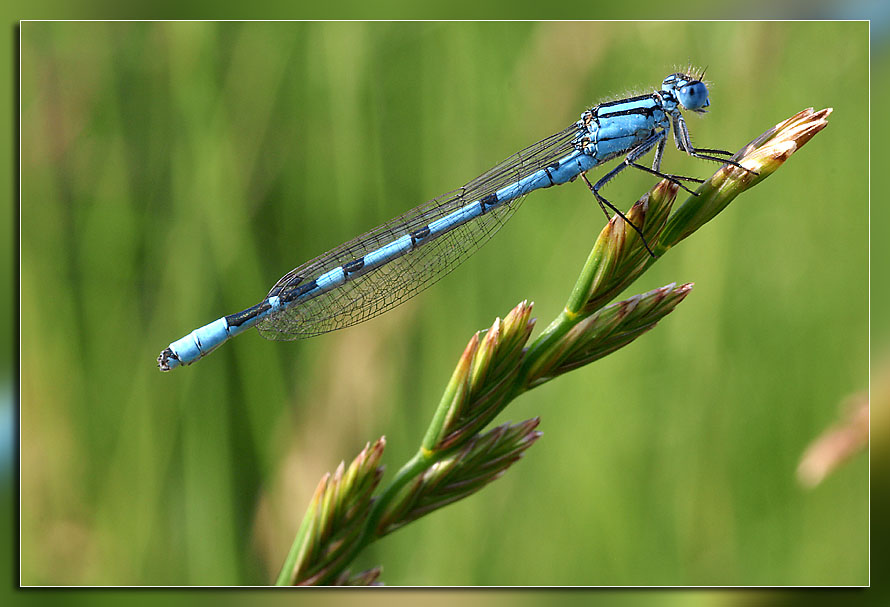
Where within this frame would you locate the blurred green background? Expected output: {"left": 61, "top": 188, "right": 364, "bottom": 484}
{"left": 20, "top": 21, "right": 867, "bottom": 586}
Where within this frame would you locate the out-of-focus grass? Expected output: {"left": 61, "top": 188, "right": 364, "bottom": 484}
{"left": 20, "top": 22, "right": 867, "bottom": 585}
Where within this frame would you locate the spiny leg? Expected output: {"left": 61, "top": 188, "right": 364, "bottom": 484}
{"left": 691, "top": 147, "right": 735, "bottom": 156}
{"left": 581, "top": 146, "right": 664, "bottom": 257}
{"left": 628, "top": 131, "right": 703, "bottom": 195}
{"left": 673, "top": 114, "right": 758, "bottom": 175}
{"left": 579, "top": 172, "right": 655, "bottom": 257}
{"left": 580, "top": 171, "right": 612, "bottom": 219}
{"left": 625, "top": 161, "right": 704, "bottom": 195}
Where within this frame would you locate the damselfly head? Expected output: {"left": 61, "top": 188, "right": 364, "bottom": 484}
{"left": 677, "top": 80, "right": 710, "bottom": 113}
{"left": 663, "top": 72, "right": 710, "bottom": 113}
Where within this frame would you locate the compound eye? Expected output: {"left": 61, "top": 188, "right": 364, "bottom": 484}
{"left": 678, "top": 81, "right": 709, "bottom": 111}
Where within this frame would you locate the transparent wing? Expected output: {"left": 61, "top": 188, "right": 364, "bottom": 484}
{"left": 257, "top": 123, "right": 582, "bottom": 340}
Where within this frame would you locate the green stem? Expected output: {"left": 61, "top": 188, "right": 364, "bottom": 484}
{"left": 520, "top": 229, "right": 656, "bottom": 385}
{"left": 519, "top": 226, "right": 612, "bottom": 383}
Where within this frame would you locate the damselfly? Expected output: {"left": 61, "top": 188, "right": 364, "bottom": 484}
{"left": 158, "top": 70, "right": 744, "bottom": 371}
